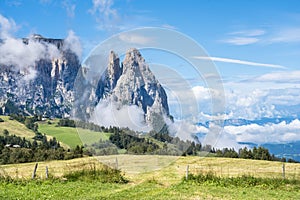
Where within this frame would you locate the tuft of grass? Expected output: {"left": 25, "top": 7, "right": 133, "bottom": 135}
{"left": 62, "top": 164, "right": 128, "bottom": 183}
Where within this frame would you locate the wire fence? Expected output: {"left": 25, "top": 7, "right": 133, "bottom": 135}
{"left": 0, "top": 156, "right": 300, "bottom": 180}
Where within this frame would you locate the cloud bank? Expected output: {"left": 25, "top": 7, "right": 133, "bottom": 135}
{"left": 224, "top": 119, "right": 300, "bottom": 144}
{"left": 90, "top": 99, "right": 152, "bottom": 132}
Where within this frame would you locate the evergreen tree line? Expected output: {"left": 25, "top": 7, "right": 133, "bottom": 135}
{"left": 213, "top": 147, "right": 298, "bottom": 163}
{"left": 58, "top": 118, "right": 117, "bottom": 133}
{"left": 107, "top": 129, "right": 206, "bottom": 156}
{"left": 109, "top": 129, "right": 160, "bottom": 154}
{"left": 0, "top": 131, "right": 85, "bottom": 164}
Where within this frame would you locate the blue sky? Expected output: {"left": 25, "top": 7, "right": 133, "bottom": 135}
{"left": 1, "top": 0, "right": 300, "bottom": 69}
{"left": 1, "top": 0, "right": 300, "bottom": 146}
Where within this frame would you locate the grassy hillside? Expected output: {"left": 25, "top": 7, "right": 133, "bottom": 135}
{"left": 38, "top": 120, "right": 110, "bottom": 149}
{"left": 0, "top": 156, "right": 299, "bottom": 199}
{"left": 0, "top": 116, "right": 110, "bottom": 149}
{"left": 0, "top": 116, "right": 36, "bottom": 139}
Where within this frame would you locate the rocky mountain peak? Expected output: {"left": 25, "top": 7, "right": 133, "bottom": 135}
{"left": 110, "top": 48, "right": 170, "bottom": 128}
{"left": 122, "top": 48, "right": 146, "bottom": 74}
{"left": 77, "top": 48, "right": 171, "bottom": 130}
{"left": 22, "top": 34, "right": 64, "bottom": 50}
{"left": 107, "top": 51, "right": 121, "bottom": 90}
{"left": 124, "top": 48, "right": 145, "bottom": 62}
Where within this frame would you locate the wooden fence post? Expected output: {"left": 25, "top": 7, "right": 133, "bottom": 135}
{"left": 45, "top": 166, "right": 49, "bottom": 179}
{"left": 32, "top": 163, "right": 38, "bottom": 179}
{"left": 115, "top": 157, "right": 118, "bottom": 170}
{"left": 282, "top": 163, "right": 285, "bottom": 179}
{"left": 186, "top": 165, "right": 189, "bottom": 180}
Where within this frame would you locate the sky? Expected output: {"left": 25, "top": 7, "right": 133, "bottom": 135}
{"left": 1, "top": 0, "right": 300, "bottom": 148}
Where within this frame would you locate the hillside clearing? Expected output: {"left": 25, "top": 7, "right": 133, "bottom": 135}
{"left": 38, "top": 121, "right": 110, "bottom": 149}
{"left": 0, "top": 116, "right": 35, "bottom": 139}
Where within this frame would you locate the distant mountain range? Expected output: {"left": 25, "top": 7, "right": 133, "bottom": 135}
{"left": 198, "top": 117, "right": 298, "bottom": 128}
{"left": 197, "top": 116, "right": 300, "bottom": 162}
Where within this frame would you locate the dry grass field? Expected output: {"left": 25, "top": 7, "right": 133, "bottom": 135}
{"left": 1, "top": 155, "right": 299, "bottom": 181}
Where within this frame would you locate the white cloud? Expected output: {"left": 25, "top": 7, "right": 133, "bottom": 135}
{"left": 193, "top": 56, "right": 288, "bottom": 69}
{"left": 229, "top": 29, "right": 265, "bottom": 37}
{"left": 225, "top": 88, "right": 276, "bottom": 119}
{"left": 191, "top": 119, "right": 300, "bottom": 150}
{"left": 187, "top": 81, "right": 300, "bottom": 120}
{"left": 0, "top": 15, "right": 82, "bottom": 81}
{"left": 222, "top": 29, "right": 265, "bottom": 45}
{"left": 270, "top": 28, "right": 300, "bottom": 43}
{"left": 63, "top": 30, "right": 82, "bottom": 59}
{"left": 226, "top": 86, "right": 300, "bottom": 118}
{"left": 0, "top": 14, "right": 18, "bottom": 38}
{"left": 0, "top": 15, "right": 62, "bottom": 75}
{"left": 224, "top": 27, "right": 300, "bottom": 45}
{"left": 168, "top": 119, "right": 209, "bottom": 142}
{"left": 254, "top": 70, "right": 300, "bottom": 83}
{"left": 224, "top": 119, "right": 300, "bottom": 144}
{"left": 214, "top": 130, "right": 245, "bottom": 150}
{"left": 90, "top": 99, "right": 151, "bottom": 132}
{"left": 223, "top": 37, "right": 259, "bottom": 45}
{"left": 192, "top": 86, "right": 222, "bottom": 101}
{"left": 266, "top": 88, "right": 300, "bottom": 106}
{"left": 0, "top": 36, "right": 64, "bottom": 81}
{"left": 0, "top": 37, "right": 54, "bottom": 69}
{"left": 167, "top": 119, "right": 300, "bottom": 150}
{"left": 89, "top": 0, "right": 120, "bottom": 31}
{"left": 62, "top": 0, "right": 76, "bottom": 18}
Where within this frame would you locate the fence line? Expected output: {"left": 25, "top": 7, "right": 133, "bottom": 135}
{"left": 187, "top": 163, "right": 299, "bottom": 179}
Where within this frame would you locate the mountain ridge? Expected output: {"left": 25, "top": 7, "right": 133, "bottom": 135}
{"left": 0, "top": 35, "right": 170, "bottom": 130}
{"left": 74, "top": 48, "right": 170, "bottom": 130}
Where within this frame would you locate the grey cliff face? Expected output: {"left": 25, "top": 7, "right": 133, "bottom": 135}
{"left": 75, "top": 48, "right": 170, "bottom": 129}
{"left": 0, "top": 35, "right": 81, "bottom": 117}
{"left": 111, "top": 48, "right": 169, "bottom": 125}
{"left": 94, "top": 51, "right": 122, "bottom": 101}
